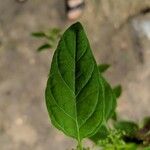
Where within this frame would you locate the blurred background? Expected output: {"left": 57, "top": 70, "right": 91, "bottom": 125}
{"left": 0, "top": 0, "right": 150, "bottom": 149}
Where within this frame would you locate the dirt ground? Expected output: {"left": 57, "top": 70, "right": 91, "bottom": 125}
{"left": 0, "top": 0, "right": 150, "bottom": 150}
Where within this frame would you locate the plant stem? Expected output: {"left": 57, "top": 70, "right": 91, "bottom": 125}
{"left": 77, "top": 140, "right": 83, "bottom": 150}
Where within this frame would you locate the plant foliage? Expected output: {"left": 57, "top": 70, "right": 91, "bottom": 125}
{"left": 44, "top": 22, "right": 150, "bottom": 150}
{"left": 98, "top": 64, "right": 110, "bottom": 73}
{"left": 32, "top": 28, "right": 61, "bottom": 52}
{"left": 45, "top": 22, "right": 116, "bottom": 149}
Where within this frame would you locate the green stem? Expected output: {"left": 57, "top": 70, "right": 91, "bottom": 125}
{"left": 77, "top": 140, "right": 83, "bottom": 150}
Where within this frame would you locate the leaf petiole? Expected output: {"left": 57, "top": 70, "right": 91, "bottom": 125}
{"left": 77, "top": 140, "right": 83, "bottom": 150}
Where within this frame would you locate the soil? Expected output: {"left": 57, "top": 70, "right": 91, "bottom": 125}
{"left": 0, "top": 0, "right": 150, "bottom": 150}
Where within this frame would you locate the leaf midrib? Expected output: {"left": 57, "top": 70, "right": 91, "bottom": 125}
{"left": 74, "top": 31, "right": 81, "bottom": 142}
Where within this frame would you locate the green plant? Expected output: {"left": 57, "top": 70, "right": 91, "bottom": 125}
{"left": 98, "top": 64, "right": 110, "bottom": 73}
{"left": 45, "top": 22, "right": 117, "bottom": 150}
{"left": 32, "top": 28, "right": 61, "bottom": 52}
{"left": 98, "top": 130, "right": 137, "bottom": 150}
{"left": 43, "top": 22, "right": 150, "bottom": 150}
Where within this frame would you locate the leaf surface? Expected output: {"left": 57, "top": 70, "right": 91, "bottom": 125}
{"left": 102, "top": 78, "right": 116, "bottom": 121}
{"left": 45, "top": 22, "right": 104, "bottom": 141}
{"left": 113, "top": 85, "right": 122, "bottom": 98}
{"left": 90, "top": 125, "right": 109, "bottom": 143}
{"left": 37, "top": 43, "right": 52, "bottom": 52}
{"left": 115, "top": 121, "right": 139, "bottom": 136}
{"left": 32, "top": 32, "right": 46, "bottom": 38}
{"left": 98, "top": 64, "right": 110, "bottom": 73}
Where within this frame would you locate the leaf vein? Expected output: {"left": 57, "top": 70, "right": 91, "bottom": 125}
{"left": 50, "top": 86, "right": 76, "bottom": 121}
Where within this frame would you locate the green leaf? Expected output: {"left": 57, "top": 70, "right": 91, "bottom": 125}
{"left": 142, "top": 116, "right": 150, "bottom": 128}
{"left": 98, "top": 64, "right": 110, "bottom": 73}
{"left": 115, "top": 121, "right": 139, "bottom": 136}
{"left": 113, "top": 85, "right": 122, "bottom": 98}
{"left": 136, "top": 116, "right": 150, "bottom": 145}
{"left": 102, "top": 78, "right": 117, "bottom": 121}
{"left": 45, "top": 22, "right": 105, "bottom": 142}
{"left": 37, "top": 43, "right": 52, "bottom": 52}
{"left": 90, "top": 125, "right": 109, "bottom": 143}
{"left": 111, "top": 112, "right": 117, "bottom": 121}
{"left": 109, "top": 85, "right": 122, "bottom": 121}
{"left": 89, "top": 75, "right": 116, "bottom": 143}
{"left": 47, "top": 28, "right": 61, "bottom": 41}
{"left": 32, "top": 32, "right": 46, "bottom": 38}
{"left": 50, "top": 28, "right": 61, "bottom": 36}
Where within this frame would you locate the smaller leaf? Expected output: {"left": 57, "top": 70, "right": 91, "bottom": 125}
{"left": 110, "top": 85, "right": 122, "bottom": 121}
{"left": 111, "top": 112, "right": 117, "bottom": 121}
{"left": 98, "top": 64, "right": 110, "bottom": 73}
{"left": 113, "top": 85, "right": 122, "bottom": 98}
{"left": 102, "top": 78, "right": 117, "bottom": 121}
{"left": 90, "top": 125, "right": 109, "bottom": 143}
{"left": 135, "top": 117, "right": 150, "bottom": 145}
{"left": 47, "top": 35, "right": 56, "bottom": 42}
{"left": 115, "top": 121, "right": 139, "bottom": 136}
{"left": 142, "top": 117, "right": 150, "bottom": 129}
{"left": 37, "top": 43, "right": 52, "bottom": 52}
{"left": 50, "top": 28, "right": 61, "bottom": 35}
{"left": 47, "top": 28, "right": 61, "bottom": 41}
{"left": 32, "top": 32, "right": 46, "bottom": 38}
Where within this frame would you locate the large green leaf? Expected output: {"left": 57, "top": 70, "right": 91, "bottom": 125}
{"left": 45, "top": 22, "right": 105, "bottom": 142}
{"left": 32, "top": 32, "right": 46, "bottom": 38}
